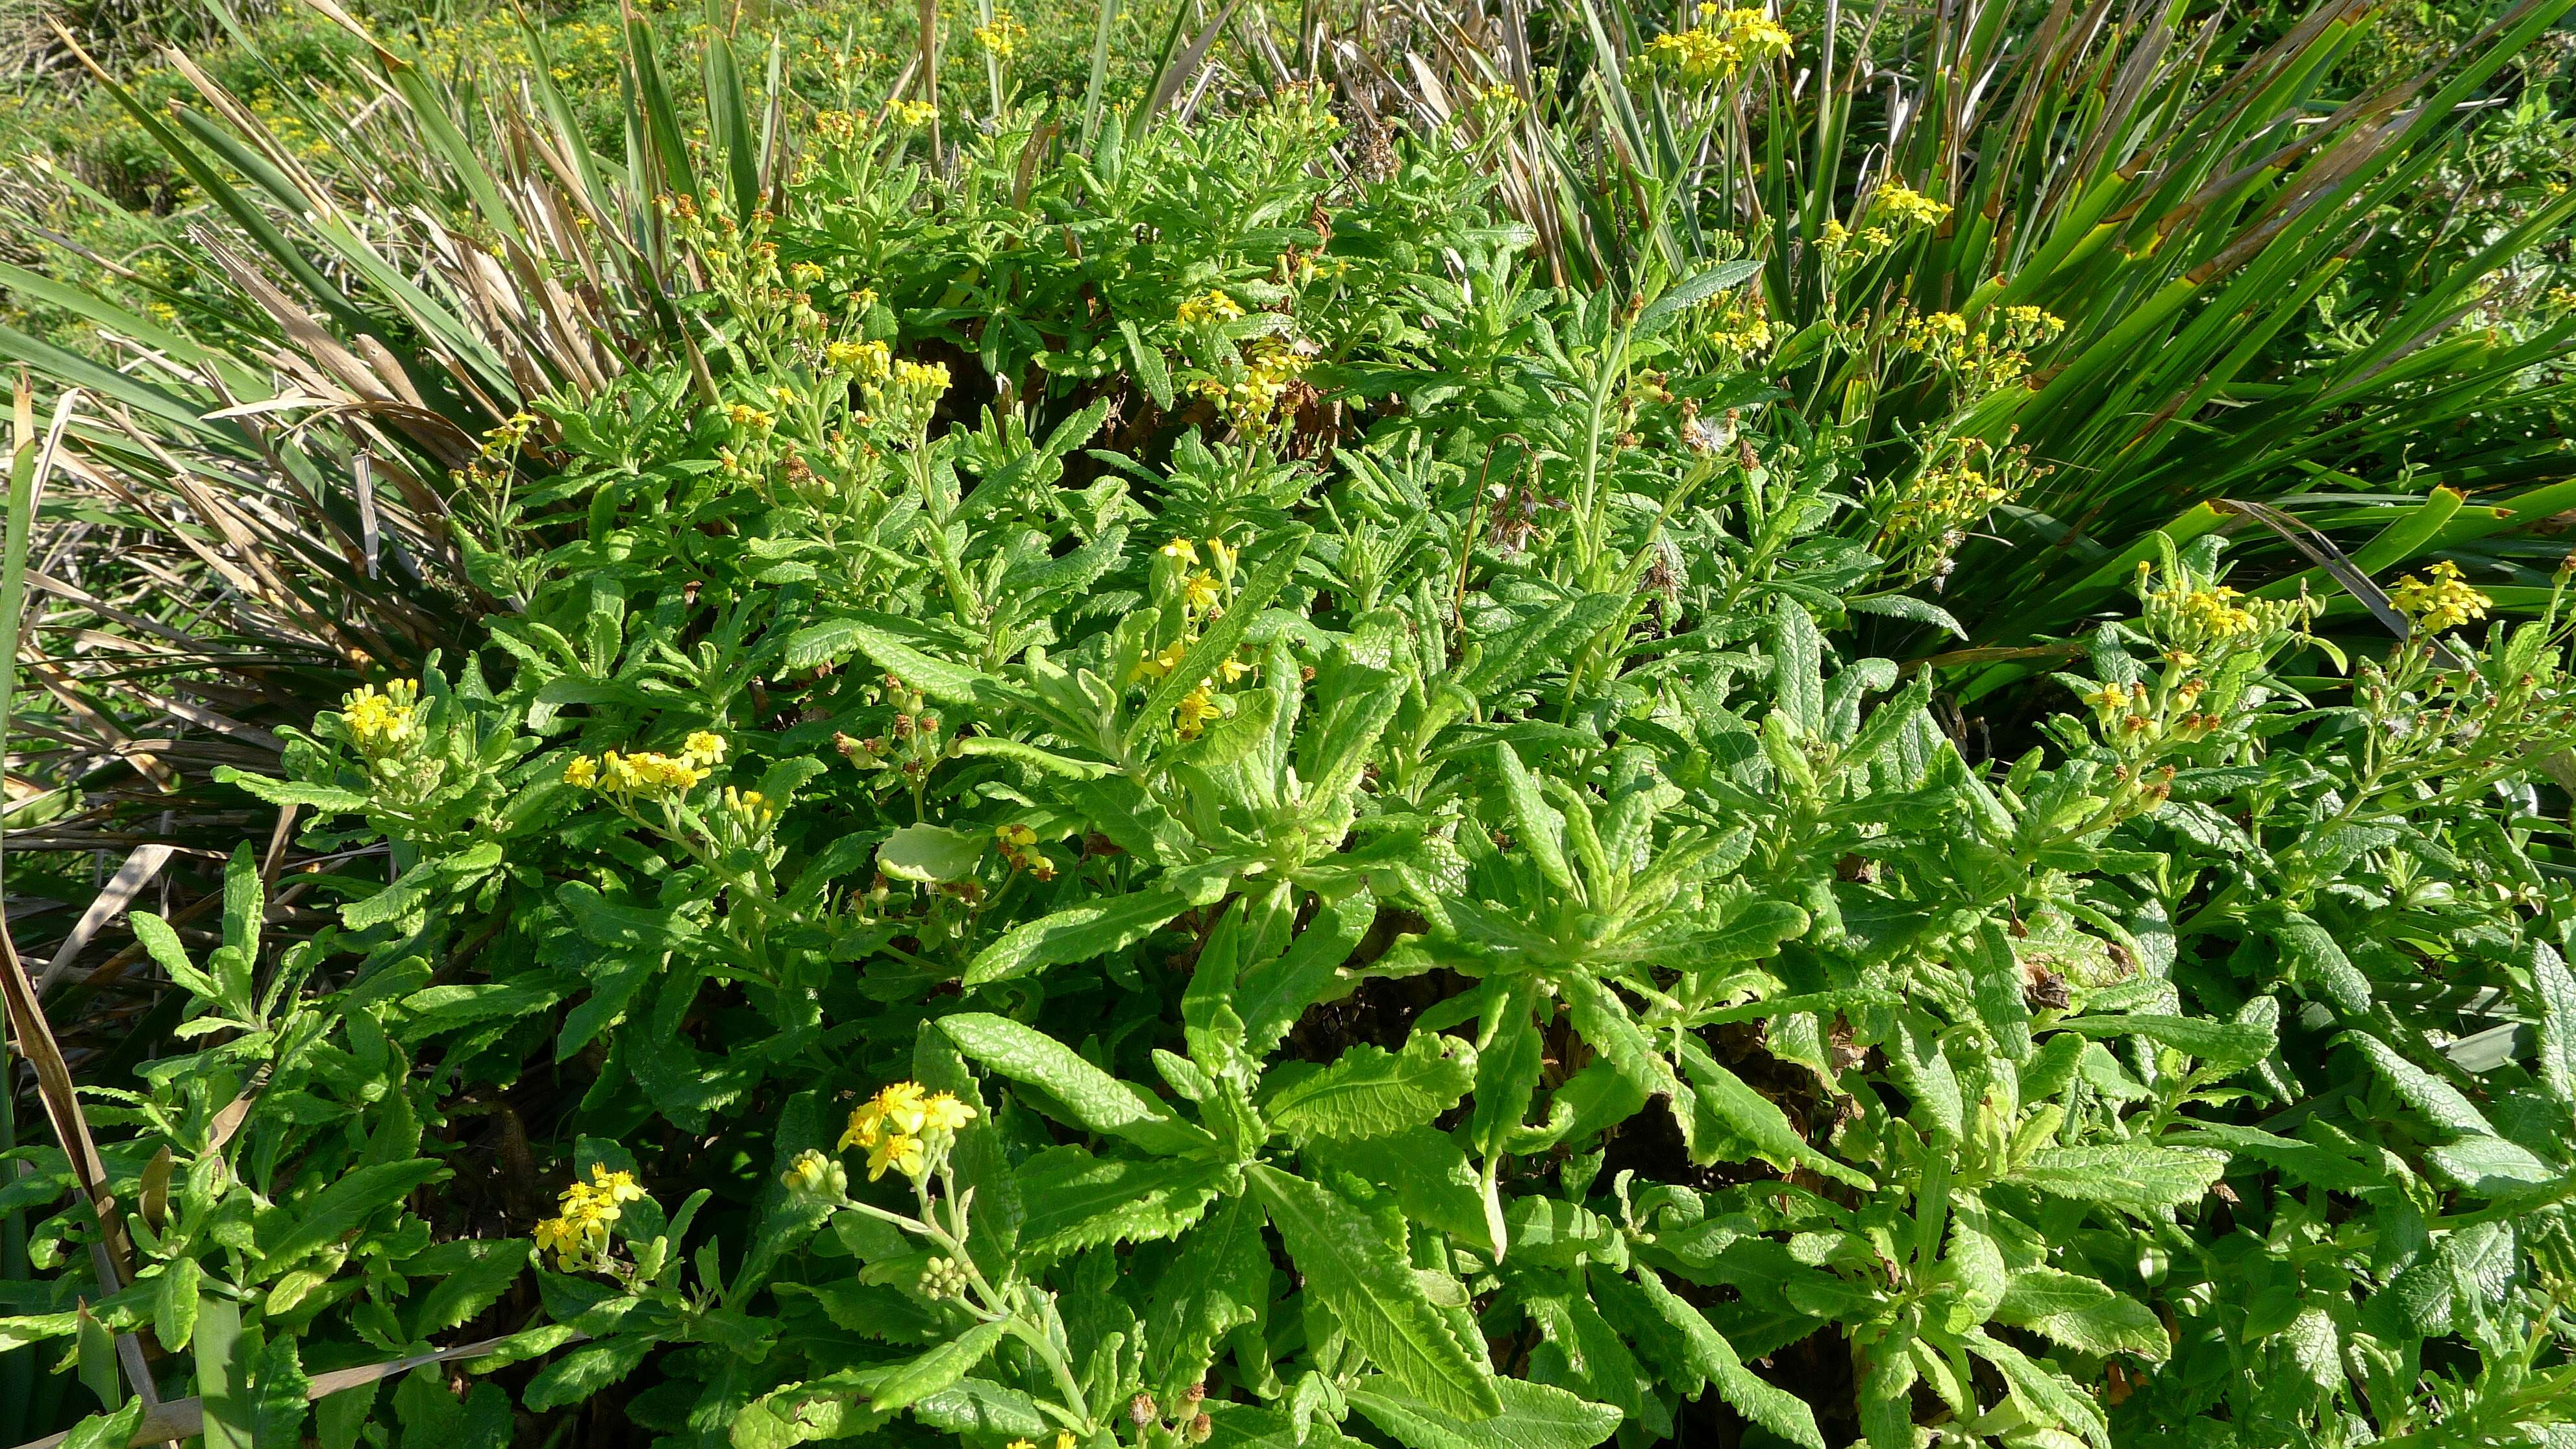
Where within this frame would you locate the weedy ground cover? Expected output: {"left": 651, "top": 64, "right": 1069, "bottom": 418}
{"left": 6, "top": 1, "right": 2576, "bottom": 1447}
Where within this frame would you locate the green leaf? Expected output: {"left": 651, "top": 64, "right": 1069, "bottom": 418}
{"left": 1145, "top": 1192, "right": 1269, "bottom": 1398}
{"left": 1015, "top": 1148, "right": 1226, "bottom": 1261}
{"left": 937, "top": 1013, "right": 1216, "bottom": 1156}
{"left": 1261, "top": 1034, "right": 1474, "bottom": 1144}
{"left": 1675, "top": 1035, "right": 1873, "bottom": 1190}
{"left": 1237, "top": 890, "right": 1375, "bottom": 1055}
{"left": 1962, "top": 1328, "right": 2107, "bottom": 1449}
{"left": 1624, "top": 1269, "right": 1823, "bottom": 1449}
{"left": 2533, "top": 940, "right": 2576, "bottom": 1108}
{"left": 961, "top": 888, "right": 1193, "bottom": 986}
{"left": 210, "top": 768, "right": 369, "bottom": 813}
{"left": 2274, "top": 915, "right": 2372, "bottom": 1015}
{"left": 154, "top": 1260, "right": 201, "bottom": 1352}
{"left": 1348, "top": 1376, "right": 1619, "bottom": 1449}
{"left": 1635, "top": 258, "right": 1764, "bottom": 336}
{"left": 254, "top": 1161, "right": 445, "bottom": 1271}
{"left": 876, "top": 824, "right": 988, "bottom": 884}
{"left": 2046, "top": 1013, "right": 2276, "bottom": 1074}
{"left": 1993, "top": 1268, "right": 2170, "bottom": 1359}
{"left": 782, "top": 614, "right": 993, "bottom": 703}
{"left": 2345, "top": 1032, "right": 2499, "bottom": 1139}
{"left": 2009, "top": 1145, "right": 2223, "bottom": 1219}
{"left": 1246, "top": 1165, "right": 1501, "bottom": 1419}
{"left": 59, "top": 1401, "right": 147, "bottom": 1449}
{"left": 524, "top": 1337, "right": 654, "bottom": 1413}
{"left": 1492, "top": 743, "right": 1574, "bottom": 893}
{"left": 873, "top": 1320, "right": 1009, "bottom": 1413}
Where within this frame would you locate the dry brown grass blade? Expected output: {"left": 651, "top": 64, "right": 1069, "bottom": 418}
{"left": 34, "top": 845, "right": 173, "bottom": 993}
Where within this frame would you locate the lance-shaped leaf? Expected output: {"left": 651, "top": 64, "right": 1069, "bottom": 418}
{"left": 1246, "top": 1165, "right": 1501, "bottom": 1420}
{"left": 1260, "top": 1034, "right": 1475, "bottom": 1145}
{"left": 937, "top": 1013, "right": 1216, "bottom": 1158}
{"left": 962, "top": 888, "right": 1193, "bottom": 986}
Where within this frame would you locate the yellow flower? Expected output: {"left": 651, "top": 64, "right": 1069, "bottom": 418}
{"left": 2388, "top": 560, "right": 2492, "bottom": 634}
{"left": 598, "top": 750, "right": 708, "bottom": 796}
{"left": 1872, "top": 181, "right": 1953, "bottom": 229}
{"left": 683, "top": 731, "right": 727, "bottom": 766}
{"left": 1182, "top": 571, "right": 1224, "bottom": 613}
{"left": 922, "top": 1094, "right": 976, "bottom": 1132}
{"left": 826, "top": 338, "right": 893, "bottom": 380}
{"left": 1176, "top": 290, "right": 1246, "bottom": 325}
{"left": 867, "top": 1131, "right": 926, "bottom": 1181}
{"left": 971, "top": 10, "right": 1028, "bottom": 56}
{"left": 726, "top": 402, "right": 774, "bottom": 430}
{"left": 564, "top": 755, "right": 599, "bottom": 787}
{"left": 1133, "top": 638, "right": 1191, "bottom": 682}
{"left": 341, "top": 680, "right": 426, "bottom": 758}
{"left": 1159, "top": 538, "right": 1200, "bottom": 566}
{"left": 887, "top": 99, "right": 939, "bottom": 127}
{"left": 1176, "top": 685, "right": 1222, "bottom": 740}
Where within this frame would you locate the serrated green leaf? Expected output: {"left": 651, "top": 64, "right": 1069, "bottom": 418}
{"left": 1261, "top": 1034, "right": 1474, "bottom": 1144}
{"left": 1348, "top": 1376, "right": 1619, "bottom": 1449}
{"left": 938, "top": 1013, "right": 1215, "bottom": 1156}
{"left": 1247, "top": 1165, "right": 1501, "bottom": 1419}
{"left": 961, "top": 888, "right": 1193, "bottom": 986}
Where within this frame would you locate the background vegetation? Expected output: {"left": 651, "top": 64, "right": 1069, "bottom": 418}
{"left": 5, "top": 0, "right": 2576, "bottom": 1446}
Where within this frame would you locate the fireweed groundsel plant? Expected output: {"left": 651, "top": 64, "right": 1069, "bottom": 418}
{"left": 8, "top": 2, "right": 2576, "bottom": 1448}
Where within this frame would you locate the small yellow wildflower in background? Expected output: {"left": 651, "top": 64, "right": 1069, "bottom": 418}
{"left": 887, "top": 99, "right": 938, "bottom": 127}
{"left": 479, "top": 411, "right": 539, "bottom": 461}
{"left": 531, "top": 1165, "right": 647, "bottom": 1271}
{"left": 341, "top": 680, "right": 426, "bottom": 759}
{"left": 839, "top": 1081, "right": 976, "bottom": 1182}
{"left": 891, "top": 358, "right": 952, "bottom": 399}
{"left": 2389, "top": 560, "right": 2493, "bottom": 634}
{"left": 1645, "top": 5, "right": 1791, "bottom": 85}
{"left": 1871, "top": 180, "right": 1953, "bottom": 229}
{"left": 1176, "top": 290, "right": 1245, "bottom": 325}
{"left": 971, "top": 10, "right": 1028, "bottom": 56}
{"left": 826, "top": 338, "right": 893, "bottom": 380}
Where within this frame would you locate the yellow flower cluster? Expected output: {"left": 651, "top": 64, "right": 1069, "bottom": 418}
{"left": 971, "top": 10, "right": 1028, "bottom": 56}
{"left": 1005, "top": 1436, "right": 1078, "bottom": 1449}
{"left": 826, "top": 338, "right": 894, "bottom": 380}
{"left": 479, "top": 410, "right": 540, "bottom": 461}
{"left": 1705, "top": 294, "right": 1774, "bottom": 365}
{"left": 1871, "top": 181, "right": 1953, "bottom": 230}
{"left": 2136, "top": 564, "right": 2310, "bottom": 656}
{"left": 887, "top": 99, "right": 939, "bottom": 127}
{"left": 2389, "top": 560, "right": 2492, "bottom": 634}
{"left": 1195, "top": 338, "right": 1310, "bottom": 434}
{"left": 1177, "top": 290, "right": 1246, "bottom": 325}
{"left": 530, "top": 1166, "right": 647, "bottom": 1271}
{"left": 564, "top": 732, "right": 726, "bottom": 797}
{"left": 1887, "top": 461, "right": 2010, "bottom": 540}
{"left": 726, "top": 402, "right": 775, "bottom": 431}
{"left": 891, "top": 358, "right": 951, "bottom": 395}
{"left": 839, "top": 1081, "right": 976, "bottom": 1182}
{"left": 1820, "top": 218, "right": 1896, "bottom": 258}
{"left": 2001, "top": 305, "right": 2066, "bottom": 341}
{"left": 1645, "top": 5, "right": 1792, "bottom": 85}
{"left": 341, "top": 680, "right": 427, "bottom": 759}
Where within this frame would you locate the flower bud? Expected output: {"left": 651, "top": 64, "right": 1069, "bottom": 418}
{"left": 1130, "top": 1394, "right": 1158, "bottom": 1427}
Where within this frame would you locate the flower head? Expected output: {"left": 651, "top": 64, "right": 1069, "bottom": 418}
{"left": 341, "top": 680, "right": 426, "bottom": 759}
{"left": 683, "top": 731, "right": 727, "bottom": 767}
{"left": 2388, "top": 560, "right": 2492, "bottom": 634}
{"left": 838, "top": 1082, "right": 974, "bottom": 1181}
